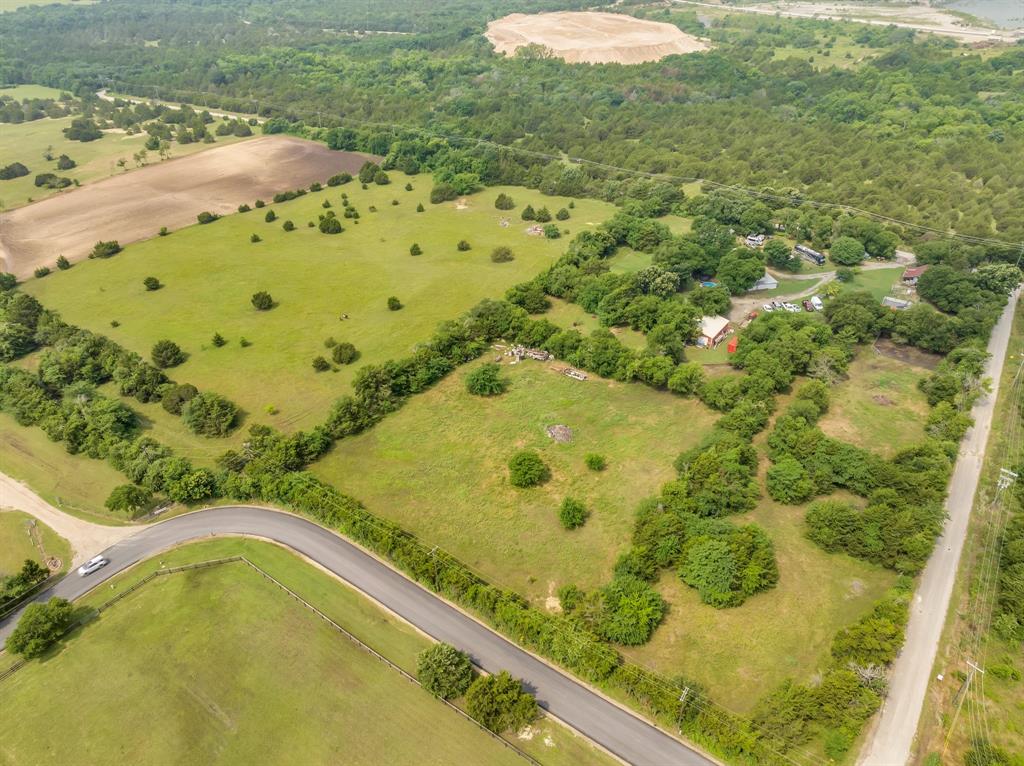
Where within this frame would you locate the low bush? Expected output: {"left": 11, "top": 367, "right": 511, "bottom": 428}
{"left": 465, "top": 363, "right": 508, "bottom": 396}
{"left": 508, "top": 450, "right": 549, "bottom": 488}
{"left": 465, "top": 671, "right": 537, "bottom": 732}
{"left": 417, "top": 643, "right": 474, "bottom": 699}
{"left": 559, "top": 497, "right": 588, "bottom": 529}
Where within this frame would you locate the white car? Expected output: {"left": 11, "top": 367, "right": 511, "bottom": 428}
{"left": 77, "top": 555, "right": 109, "bottom": 577}
{"left": 762, "top": 304, "right": 774, "bottom": 312}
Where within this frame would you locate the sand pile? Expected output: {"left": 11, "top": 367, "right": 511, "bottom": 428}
{"left": 485, "top": 11, "right": 710, "bottom": 65}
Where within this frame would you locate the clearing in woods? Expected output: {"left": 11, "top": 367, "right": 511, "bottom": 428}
{"left": 485, "top": 11, "right": 710, "bottom": 64}
{"left": 0, "top": 538, "right": 613, "bottom": 766}
{"left": 0, "top": 135, "right": 370, "bottom": 278}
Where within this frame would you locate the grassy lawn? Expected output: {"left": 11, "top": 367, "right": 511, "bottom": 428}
{"left": 312, "top": 359, "right": 718, "bottom": 602}
{"left": 624, "top": 491, "right": 896, "bottom": 713}
{"left": 25, "top": 178, "right": 618, "bottom": 436}
{"left": 0, "top": 113, "right": 251, "bottom": 210}
{"left": 818, "top": 350, "right": 930, "bottom": 457}
{"left": 0, "top": 538, "right": 612, "bottom": 766}
{"left": 0, "top": 411, "right": 126, "bottom": 522}
{"left": 841, "top": 265, "right": 906, "bottom": 302}
{"left": 608, "top": 248, "right": 653, "bottom": 274}
{"left": 0, "top": 84, "right": 65, "bottom": 100}
{"left": 749, "top": 276, "right": 814, "bottom": 299}
{"left": 543, "top": 297, "right": 647, "bottom": 351}
{"left": 0, "top": 509, "right": 70, "bottom": 576}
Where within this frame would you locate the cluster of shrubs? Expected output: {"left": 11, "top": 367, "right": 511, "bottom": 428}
{"left": 764, "top": 380, "right": 950, "bottom": 574}
{"left": 1, "top": 559, "right": 48, "bottom": 610}
{"left": 0, "top": 291, "right": 240, "bottom": 443}
{"left": 417, "top": 643, "right": 537, "bottom": 733}
{"left": 992, "top": 493, "right": 1024, "bottom": 643}
{"left": 753, "top": 582, "right": 911, "bottom": 758}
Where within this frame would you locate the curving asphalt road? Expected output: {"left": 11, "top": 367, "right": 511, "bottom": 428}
{"left": 0, "top": 506, "right": 715, "bottom": 766}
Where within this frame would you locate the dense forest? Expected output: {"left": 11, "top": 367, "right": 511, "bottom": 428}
{"left": 1, "top": 0, "right": 1023, "bottom": 246}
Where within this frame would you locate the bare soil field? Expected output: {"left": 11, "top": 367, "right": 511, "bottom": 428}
{"left": 0, "top": 136, "right": 372, "bottom": 278}
{"left": 485, "top": 11, "right": 710, "bottom": 64}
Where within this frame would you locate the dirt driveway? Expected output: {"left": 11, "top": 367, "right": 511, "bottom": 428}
{"left": 0, "top": 136, "right": 373, "bottom": 278}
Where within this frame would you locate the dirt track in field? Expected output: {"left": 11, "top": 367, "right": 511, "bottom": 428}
{"left": 0, "top": 136, "right": 372, "bottom": 278}
{"left": 485, "top": 11, "right": 710, "bottom": 64}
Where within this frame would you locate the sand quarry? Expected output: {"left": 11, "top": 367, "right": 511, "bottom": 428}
{"left": 0, "top": 135, "right": 372, "bottom": 279}
{"left": 485, "top": 11, "right": 710, "bottom": 64}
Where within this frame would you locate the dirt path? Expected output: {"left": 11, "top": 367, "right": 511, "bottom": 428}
{"left": 0, "top": 472, "right": 134, "bottom": 566}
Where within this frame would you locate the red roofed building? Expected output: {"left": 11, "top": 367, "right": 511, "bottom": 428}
{"left": 902, "top": 265, "right": 930, "bottom": 285}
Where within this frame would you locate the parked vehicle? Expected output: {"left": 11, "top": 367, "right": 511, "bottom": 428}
{"left": 811, "top": 296, "right": 824, "bottom": 311}
{"left": 762, "top": 304, "right": 774, "bottom": 312}
{"left": 795, "top": 244, "right": 825, "bottom": 266}
{"left": 802, "top": 300, "right": 814, "bottom": 311}
{"left": 77, "top": 555, "right": 109, "bottom": 577}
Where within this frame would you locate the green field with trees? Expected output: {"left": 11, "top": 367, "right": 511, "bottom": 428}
{"left": 0, "top": 538, "right": 612, "bottom": 766}
{"left": 0, "top": 411, "right": 127, "bottom": 520}
{"left": 24, "top": 178, "right": 618, "bottom": 436}
{"left": 312, "top": 358, "right": 719, "bottom": 599}
{"left": 0, "top": 94, "right": 251, "bottom": 209}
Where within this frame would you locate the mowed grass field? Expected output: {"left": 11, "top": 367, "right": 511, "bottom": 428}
{"left": 312, "top": 359, "right": 719, "bottom": 601}
{"left": 0, "top": 509, "right": 70, "bottom": 575}
{"left": 0, "top": 107, "right": 251, "bottom": 210}
{"left": 25, "top": 177, "right": 619, "bottom": 435}
{"left": 818, "top": 350, "right": 930, "bottom": 457}
{"left": 0, "top": 538, "right": 612, "bottom": 766}
{"left": 841, "top": 264, "right": 905, "bottom": 301}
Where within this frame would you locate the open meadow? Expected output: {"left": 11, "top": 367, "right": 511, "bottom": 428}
{"left": 24, "top": 177, "right": 619, "bottom": 434}
{"left": 312, "top": 359, "right": 719, "bottom": 600}
{"left": 0, "top": 101, "right": 252, "bottom": 213}
{"left": 0, "top": 411, "right": 127, "bottom": 521}
{"left": 0, "top": 538, "right": 612, "bottom": 766}
{"left": 818, "top": 350, "right": 930, "bottom": 457}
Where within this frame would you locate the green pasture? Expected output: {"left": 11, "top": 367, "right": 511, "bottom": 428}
{"left": 818, "top": 350, "right": 930, "bottom": 457}
{"left": 0, "top": 538, "right": 612, "bottom": 766}
{"left": 25, "top": 178, "right": 619, "bottom": 435}
{"left": 312, "top": 359, "right": 718, "bottom": 601}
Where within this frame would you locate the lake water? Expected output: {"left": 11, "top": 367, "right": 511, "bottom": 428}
{"left": 943, "top": 0, "right": 1024, "bottom": 29}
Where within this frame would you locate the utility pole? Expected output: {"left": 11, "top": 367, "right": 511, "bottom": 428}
{"left": 998, "top": 467, "right": 1018, "bottom": 491}
{"left": 676, "top": 686, "right": 691, "bottom": 734}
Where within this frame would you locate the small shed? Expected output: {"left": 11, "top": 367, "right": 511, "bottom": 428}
{"left": 882, "top": 296, "right": 912, "bottom": 311}
{"left": 901, "top": 265, "right": 929, "bottom": 285}
{"left": 727, "top": 336, "right": 739, "bottom": 354}
{"left": 698, "top": 315, "right": 731, "bottom": 348}
{"left": 749, "top": 273, "right": 779, "bottom": 291}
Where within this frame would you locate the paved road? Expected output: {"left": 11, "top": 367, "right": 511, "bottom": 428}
{"left": 0, "top": 506, "right": 715, "bottom": 766}
{"left": 859, "top": 288, "right": 1021, "bottom": 766}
